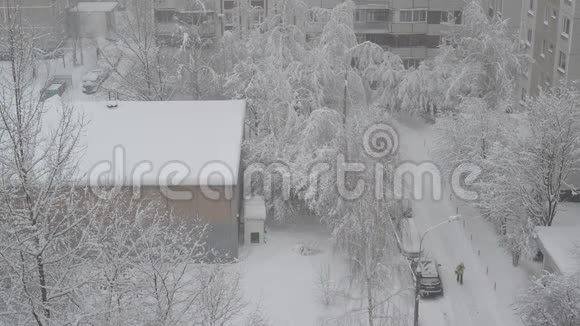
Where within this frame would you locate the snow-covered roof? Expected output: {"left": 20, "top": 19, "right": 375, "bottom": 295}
{"left": 553, "top": 203, "right": 580, "bottom": 227}
{"left": 72, "top": 2, "right": 118, "bottom": 12}
{"left": 45, "top": 99, "right": 246, "bottom": 186}
{"left": 536, "top": 226, "right": 580, "bottom": 275}
{"left": 244, "top": 196, "right": 266, "bottom": 221}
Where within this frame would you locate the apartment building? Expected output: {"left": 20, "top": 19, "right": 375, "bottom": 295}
{"left": 154, "top": 0, "right": 466, "bottom": 67}
{"left": 498, "top": 0, "right": 580, "bottom": 99}
{"left": 0, "top": 0, "right": 70, "bottom": 49}
{"left": 351, "top": 0, "right": 464, "bottom": 68}
{"left": 154, "top": 0, "right": 220, "bottom": 44}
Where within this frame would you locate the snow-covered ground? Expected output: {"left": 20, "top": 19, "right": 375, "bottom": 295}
{"left": 236, "top": 223, "right": 348, "bottom": 326}
{"left": 396, "top": 116, "right": 534, "bottom": 326}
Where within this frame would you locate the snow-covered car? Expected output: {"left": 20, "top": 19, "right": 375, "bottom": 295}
{"left": 394, "top": 217, "right": 421, "bottom": 260}
{"left": 411, "top": 259, "right": 444, "bottom": 297}
{"left": 82, "top": 69, "right": 109, "bottom": 94}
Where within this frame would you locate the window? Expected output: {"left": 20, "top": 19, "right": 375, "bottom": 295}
{"left": 521, "top": 88, "right": 527, "bottom": 101}
{"left": 552, "top": 9, "right": 558, "bottom": 19}
{"left": 223, "top": 0, "right": 235, "bottom": 9}
{"left": 562, "top": 16, "right": 571, "bottom": 37}
{"left": 427, "top": 11, "right": 441, "bottom": 24}
{"left": 251, "top": 0, "right": 263, "bottom": 7}
{"left": 403, "top": 58, "right": 422, "bottom": 69}
{"left": 400, "top": 9, "right": 426, "bottom": 23}
{"left": 368, "top": 9, "right": 388, "bottom": 22}
{"left": 413, "top": 10, "right": 427, "bottom": 22}
{"left": 558, "top": 51, "right": 567, "bottom": 71}
{"left": 548, "top": 42, "right": 554, "bottom": 53}
{"left": 496, "top": 0, "right": 503, "bottom": 15}
{"left": 400, "top": 10, "right": 413, "bottom": 22}
{"left": 527, "top": 28, "right": 532, "bottom": 44}
{"left": 544, "top": 6, "right": 550, "bottom": 24}
{"left": 541, "top": 39, "right": 546, "bottom": 57}
{"left": 252, "top": 11, "right": 264, "bottom": 25}
{"left": 250, "top": 232, "right": 260, "bottom": 243}
{"left": 454, "top": 11, "right": 462, "bottom": 24}
{"left": 224, "top": 12, "right": 234, "bottom": 25}
{"left": 529, "top": 0, "right": 534, "bottom": 12}
{"left": 354, "top": 9, "right": 365, "bottom": 22}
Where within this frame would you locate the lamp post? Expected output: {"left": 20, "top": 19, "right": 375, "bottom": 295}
{"left": 413, "top": 215, "right": 461, "bottom": 326}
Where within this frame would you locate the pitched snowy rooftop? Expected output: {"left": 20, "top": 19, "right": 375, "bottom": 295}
{"left": 72, "top": 2, "right": 118, "bottom": 12}
{"left": 47, "top": 99, "right": 246, "bottom": 186}
{"left": 536, "top": 225, "right": 580, "bottom": 275}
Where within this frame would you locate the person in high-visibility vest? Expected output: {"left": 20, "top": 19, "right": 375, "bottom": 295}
{"left": 455, "top": 262, "right": 465, "bottom": 285}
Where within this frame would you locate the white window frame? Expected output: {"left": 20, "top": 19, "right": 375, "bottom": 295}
{"left": 558, "top": 51, "right": 567, "bottom": 72}
{"left": 399, "top": 10, "right": 413, "bottom": 23}
{"left": 399, "top": 9, "right": 427, "bottom": 23}
{"left": 540, "top": 39, "right": 546, "bottom": 58}
{"left": 561, "top": 16, "right": 571, "bottom": 38}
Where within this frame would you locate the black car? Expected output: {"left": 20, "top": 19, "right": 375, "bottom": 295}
{"left": 411, "top": 259, "right": 444, "bottom": 297}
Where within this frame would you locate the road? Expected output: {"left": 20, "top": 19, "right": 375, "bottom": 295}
{"left": 396, "top": 119, "right": 522, "bottom": 326}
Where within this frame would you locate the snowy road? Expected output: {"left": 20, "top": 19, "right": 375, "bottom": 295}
{"left": 397, "top": 120, "right": 523, "bottom": 326}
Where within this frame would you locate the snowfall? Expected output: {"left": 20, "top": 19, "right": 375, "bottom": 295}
{"left": 234, "top": 116, "right": 560, "bottom": 326}
{"left": 27, "top": 41, "right": 580, "bottom": 326}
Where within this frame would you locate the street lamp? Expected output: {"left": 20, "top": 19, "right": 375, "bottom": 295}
{"left": 413, "top": 215, "right": 461, "bottom": 326}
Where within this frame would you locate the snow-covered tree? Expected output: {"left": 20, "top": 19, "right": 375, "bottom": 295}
{"left": 104, "top": 0, "right": 179, "bottom": 100}
{"left": 471, "top": 84, "right": 580, "bottom": 264}
{"left": 436, "top": 0, "right": 527, "bottom": 112}
{"left": 329, "top": 193, "right": 411, "bottom": 326}
{"left": 520, "top": 85, "right": 580, "bottom": 226}
{"left": 0, "top": 15, "right": 92, "bottom": 325}
{"left": 516, "top": 270, "right": 580, "bottom": 326}
{"left": 195, "top": 264, "right": 247, "bottom": 326}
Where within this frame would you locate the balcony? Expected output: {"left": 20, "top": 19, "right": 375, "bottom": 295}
{"left": 354, "top": 21, "right": 390, "bottom": 33}
{"left": 390, "top": 46, "right": 428, "bottom": 59}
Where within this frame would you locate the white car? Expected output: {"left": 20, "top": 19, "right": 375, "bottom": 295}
{"left": 82, "top": 69, "right": 108, "bottom": 94}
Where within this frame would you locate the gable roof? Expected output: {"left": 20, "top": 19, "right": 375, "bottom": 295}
{"left": 46, "top": 99, "right": 246, "bottom": 186}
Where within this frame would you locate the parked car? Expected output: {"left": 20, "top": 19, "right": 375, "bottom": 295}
{"left": 40, "top": 75, "right": 72, "bottom": 101}
{"left": 82, "top": 69, "right": 109, "bottom": 94}
{"left": 394, "top": 217, "right": 421, "bottom": 260}
{"left": 411, "top": 259, "right": 444, "bottom": 297}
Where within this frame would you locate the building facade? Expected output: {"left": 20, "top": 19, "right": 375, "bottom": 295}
{"left": 497, "top": 0, "right": 580, "bottom": 99}
{"left": 351, "top": 0, "right": 464, "bottom": 68}
{"left": 153, "top": 0, "right": 466, "bottom": 67}
{"left": 0, "top": 0, "right": 70, "bottom": 49}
